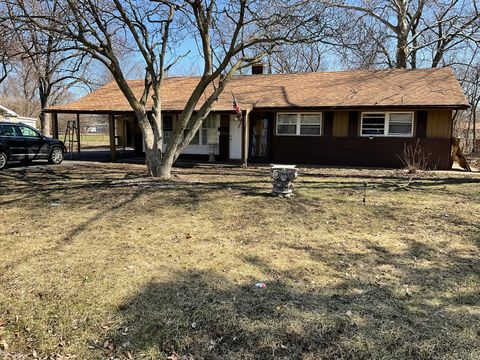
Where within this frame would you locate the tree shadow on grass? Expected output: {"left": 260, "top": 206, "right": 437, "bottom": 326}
{"left": 103, "top": 257, "right": 480, "bottom": 360}
{"left": 0, "top": 164, "right": 266, "bottom": 207}
{"left": 1, "top": 163, "right": 477, "bottom": 211}
{"left": 103, "top": 270, "right": 356, "bottom": 360}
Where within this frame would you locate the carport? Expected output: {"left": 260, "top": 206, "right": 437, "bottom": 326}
{"left": 46, "top": 110, "right": 138, "bottom": 162}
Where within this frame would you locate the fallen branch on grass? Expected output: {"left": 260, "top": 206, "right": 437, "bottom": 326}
{"left": 374, "top": 176, "right": 415, "bottom": 191}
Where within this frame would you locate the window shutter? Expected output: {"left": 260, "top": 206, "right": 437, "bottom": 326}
{"left": 324, "top": 111, "right": 334, "bottom": 136}
{"left": 348, "top": 111, "right": 359, "bottom": 137}
{"left": 416, "top": 111, "right": 427, "bottom": 138}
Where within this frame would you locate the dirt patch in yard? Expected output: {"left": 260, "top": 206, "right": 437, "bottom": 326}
{"left": 0, "top": 163, "right": 479, "bottom": 359}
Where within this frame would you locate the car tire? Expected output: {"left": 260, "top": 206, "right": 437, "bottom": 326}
{"left": 0, "top": 151, "right": 7, "bottom": 170}
{"left": 48, "top": 147, "right": 64, "bottom": 165}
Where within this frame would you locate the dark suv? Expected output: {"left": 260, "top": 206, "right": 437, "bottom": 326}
{"left": 0, "top": 122, "right": 66, "bottom": 170}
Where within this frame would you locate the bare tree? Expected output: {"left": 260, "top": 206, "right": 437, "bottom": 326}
{"left": 156, "top": 0, "right": 320, "bottom": 178}
{"left": 455, "top": 58, "right": 480, "bottom": 151}
{"left": 12, "top": 0, "right": 319, "bottom": 178}
{"left": 0, "top": 30, "right": 14, "bottom": 85}
{"left": 5, "top": 1, "right": 91, "bottom": 133}
{"left": 320, "top": 0, "right": 425, "bottom": 68}
{"left": 0, "top": 62, "right": 41, "bottom": 117}
{"left": 327, "top": 12, "right": 396, "bottom": 69}
{"left": 0, "top": 56, "right": 77, "bottom": 119}
{"left": 0, "top": 3, "right": 17, "bottom": 86}
{"left": 425, "top": 0, "right": 480, "bottom": 68}
{"left": 264, "top": 43, "right": 327, "bottom": 73}
{"left": 321, "top": 0, "right": 480, "bottom": 69}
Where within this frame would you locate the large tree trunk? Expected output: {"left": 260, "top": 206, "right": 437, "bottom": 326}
{"left": 395, "top": 2, "right": 409, "bottom": 69}
{"left": 145, "top": 146, "right": 163, "bottom": 177}
{"left": 39, "top": 111, "right": 48, "bottom": 134}
{"left": 159, "top": 151, "right": 175, "bottom": 179}
{"left": 39, "top": 89, "right": 49, "bottom": 133}
{"left": 136, "top": 110, "right": 165, "bottom": 178}
{"left": 431, "top": 51, "right": 443, "bottom": 68}
{"left": 473, "top": 103, "right": 477, "bottom": 152}
{"left": 395, "top": 25, "right": 409, "bottom": 69}
{"left": 396, "top": 35, "right": 409, "bottom": 68}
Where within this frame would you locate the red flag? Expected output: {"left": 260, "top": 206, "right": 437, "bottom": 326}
{"left": 231, "top": 91, "right": 241, "bottom": 117}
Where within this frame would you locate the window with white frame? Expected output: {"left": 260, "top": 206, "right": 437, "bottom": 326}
{"left": 185, "top": 126, "right": 200, "bottom": 145}
{"left": 184, "top": 115, "right": 218, "bottom": 146}
{"left": 277, "top": 113, "right": 322, "bottom": 136}
{"left": 201, "top": 116, "right": 218, "bottom": 145}
{"left": 388, "top": 113, "right": 413, "bottom": 136}
{"left": 361, "top": 112, "right": 413, "bottom": 137}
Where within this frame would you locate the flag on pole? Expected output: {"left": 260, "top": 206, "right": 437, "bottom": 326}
{"left": 231, "top": 91, "right": 242, "bottom": 118}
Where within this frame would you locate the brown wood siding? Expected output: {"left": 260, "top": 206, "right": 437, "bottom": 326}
{"left": 348, "top": 111, "right": 359, "bottom": 137}
{"left": 269, "top": 136, "right": 451, "bottom": 169}
{"left": 333, "top": 111, "right": 349, "bottom": 137}
{"left": 427, "top": 110, "right": 452, "bottom": 139}
{"left": 324, "top": 111, "right": 334, "bottom": 136}
{"left": 416, "top": 111, "right": 427, "bottom": 138}
{"left": 263, "top": 109, "right": 453, "bottom": 169}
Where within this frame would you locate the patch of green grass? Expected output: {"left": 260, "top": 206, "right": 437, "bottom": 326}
{"left": 0, "top": 164, "right": 479, "bottom": 359}
{"left": 79, "top": 133, "right": 110, "bottom": 148}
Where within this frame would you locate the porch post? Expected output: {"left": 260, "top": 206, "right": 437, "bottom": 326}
{"left": 109, "top": 114, "right": 117, "bottom": 162}
{"left": 52, "top": 112, "right": 59, "bottom": 139}
{"left": 76, "top": 113, "right": 81, "bottom": 157}
{"left": 242, "top": 109, "right": 250, "bottom": 167}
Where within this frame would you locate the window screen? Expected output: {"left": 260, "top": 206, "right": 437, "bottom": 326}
{"left": 300, "top": 114, "right": 322, "bottom": 135}
{"left": 361, "top": 112, "right": 414, "bottom": 137}
{"left": 277, "top": 114, "right": 297, "bottom": 135}
{"left": 361, "top": 114, "right": 386, "bottom": 135}
{"left": 202, "top": 116, "right": 217, "bottom": 145}
{"left": 389, "top": 113, "right": 413, "bottom": 136}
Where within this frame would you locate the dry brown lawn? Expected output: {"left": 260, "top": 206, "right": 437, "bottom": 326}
{"left": 0, "top": 162, "right": 479, "bottom": 359}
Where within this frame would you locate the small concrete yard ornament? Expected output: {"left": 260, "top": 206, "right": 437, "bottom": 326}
{"left": 271, "top": 164, "right": 298, "bottom": 197}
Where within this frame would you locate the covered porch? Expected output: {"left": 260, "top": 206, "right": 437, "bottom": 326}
{"left": 47, "top": 110, "right": 251, "bottom": 164}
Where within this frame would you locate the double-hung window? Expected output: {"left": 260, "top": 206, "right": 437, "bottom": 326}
{"left": 388, "top": 113, "right": 413, "bottom": 136}
{"left": 361, "top": 112, "right": 413, "bottom": 137}
{"left": 184, "top": 115, "right": 219, "bottom": 146}
{"left": 201, "top": 116, "right": 218, "bottom": 145}
{"left": 186, "top": 126, "right": 200, "bottom": 145}
{"left": 277, "top": 113, "right": 322, "bottom": 136}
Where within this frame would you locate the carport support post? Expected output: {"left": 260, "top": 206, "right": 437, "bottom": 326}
{"left": 76, "top": 113, "right": 81, "bottom": 158}
{"left": 52, "top": 113, "right": 59, "bottom": 139}
{"left": 241, "top": 109, "right": 250, "bottom": 167}
{"left": 109, "top": 114, "right": 117, "bottom": 162}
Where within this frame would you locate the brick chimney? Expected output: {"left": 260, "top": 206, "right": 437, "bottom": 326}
{"left": 251, "top": 63, "right": 264, "bottom": 75}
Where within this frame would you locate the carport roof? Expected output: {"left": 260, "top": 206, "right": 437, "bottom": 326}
{"left": 46, "top": 67, "right": 469, "bottom": 114}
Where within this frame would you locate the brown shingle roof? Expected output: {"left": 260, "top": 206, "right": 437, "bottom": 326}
{"left": 47, "top": 67, "right": 469, "bottom": 113}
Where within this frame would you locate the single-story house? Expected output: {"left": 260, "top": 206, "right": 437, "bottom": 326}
{"left": 46, "top": 66, "right": 469, "bottom": 169}
{"left": 0, "top": 105, "right": 37, "bottom": 128}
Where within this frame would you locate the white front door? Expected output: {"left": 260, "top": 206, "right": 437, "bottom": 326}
{"left": 229, "top": 115, "right": 242, "bottom": 160}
